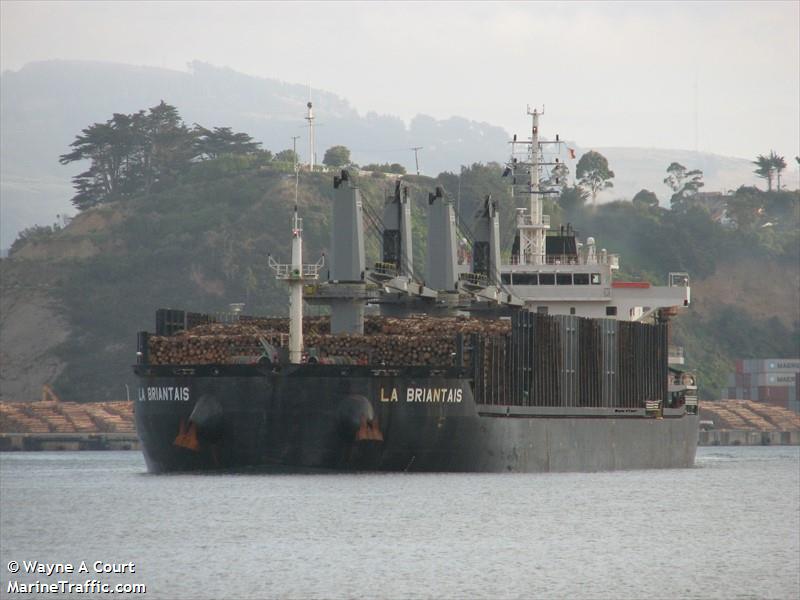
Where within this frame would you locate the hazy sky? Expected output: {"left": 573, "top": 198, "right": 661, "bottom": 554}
{"left": 2, "top": 1, "right": 798, "bottom": 161}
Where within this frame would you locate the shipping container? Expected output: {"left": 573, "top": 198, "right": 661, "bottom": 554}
{"left": 735, "top": 358, "right": 800, "bottom": 374}
{"left": 748, "top": 373, "right": 798, "bottom": 387}
{"left": 727, "top": 373, "right": 753, "bottom": 387}
{"left": 755, "top": 386, "right": 790, "bottom": 408}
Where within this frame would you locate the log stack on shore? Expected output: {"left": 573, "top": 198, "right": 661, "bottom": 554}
{"left": 148, "top": 316, "right": 511, "bottom": 367}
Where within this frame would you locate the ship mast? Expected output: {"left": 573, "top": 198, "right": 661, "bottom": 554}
{"left": 511, "top": 106, "right": 552, "bottom": 266}
{"left": 305, "top": 100, "right": 316, "bottom": 171}
{"left": 288, "top": 210, "right": 305, "bottom": 362}
{"left": 269, "top": 205, "right": 324, "bottom": 364}
{"left": 528, "top": 106, "right": 545, "bottom": 265}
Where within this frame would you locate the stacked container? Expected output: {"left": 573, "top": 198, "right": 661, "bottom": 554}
{"left": 726, "top": 359, "right": 800, "bottom": 413}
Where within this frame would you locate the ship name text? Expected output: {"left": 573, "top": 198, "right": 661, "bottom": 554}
{"left": 138, "top": 386, "right": 190, "bottom": 402}
{"left": 380, "top": 387, "right": 462, "bottom": 403}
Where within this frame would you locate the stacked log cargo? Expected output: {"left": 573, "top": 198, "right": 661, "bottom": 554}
{"left": 147, "top": 316, "right": 510, "bottom": 367}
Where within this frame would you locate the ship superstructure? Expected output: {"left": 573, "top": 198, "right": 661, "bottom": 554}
{"left": 467, "top": 107, "right": 690, "bottom": 321}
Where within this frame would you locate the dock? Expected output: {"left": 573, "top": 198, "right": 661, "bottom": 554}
{"left": 698, "top": 399, "right": 800, "bottom": 446}
{"left": 0, "top": 432, "right": 139, "bottom": 451}
{"left": 0, "top": 400, "right": 138, "bottom": 451}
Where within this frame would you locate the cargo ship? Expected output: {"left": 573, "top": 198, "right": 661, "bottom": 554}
{"left": 134, "top": 107, "right": 698, "bottom": 473}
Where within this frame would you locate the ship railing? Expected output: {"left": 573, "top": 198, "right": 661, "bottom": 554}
{"left": 268, "top": 255, "right": 324, "bottom": 280}
{"left": 508, "top": 253, "right": 617, "bottom": 266}
{"left": 544, "top": 255, "right": 581, "bottom": 265}
{"left": 669, "top": 272, "right": 690, "bottom": 287}
{"left": 516, "top": 214, "right": 551, "bottom": 227}
{"left": 373, "top": 261, "right": 399, "bottom": 277}
{"left": 670, "top": 372, "right": 697, "bottom": 388}
{"left": 459, "top": 272, "right": 488, "bottom": 286}
{"left": 270, "top": 263, "right": 323, "bottom": 280}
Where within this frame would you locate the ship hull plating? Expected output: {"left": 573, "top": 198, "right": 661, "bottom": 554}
{"left": 135, "top": 365, "right": 698, "bottom": 474}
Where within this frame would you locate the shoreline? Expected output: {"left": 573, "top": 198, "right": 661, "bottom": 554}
{"left": 0, "top": 432, "right": 139, "bottom": 451}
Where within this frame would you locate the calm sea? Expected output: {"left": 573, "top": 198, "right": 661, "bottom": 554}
{"left": 1, "top": 447, "right": 798, "bottom": 599}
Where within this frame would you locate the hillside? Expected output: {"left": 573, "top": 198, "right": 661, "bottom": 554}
{"left": 0, "top": 60, "right": 763, "bottom": 248}
{"left": 1, "top": 157, "right": 798, "bottom": 402}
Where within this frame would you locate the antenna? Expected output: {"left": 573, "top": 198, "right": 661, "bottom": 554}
{"left": 291, "top": 135, "right": 300, "bottom": 172}
{"left": 305, "top": 97, "right": 316, "bottom": 171}
{"left": 291, "top": 135, "right": 301, "bottom": 209}
{"left": 411, "top": 146, "right": 423, "bottom": 175}
{"left": 693, "top": 71, "right": 699, "bottom": 153}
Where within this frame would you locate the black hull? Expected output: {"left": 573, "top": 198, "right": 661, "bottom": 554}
{"left": 135, "top": 364, "right": 698, "bottom": 474}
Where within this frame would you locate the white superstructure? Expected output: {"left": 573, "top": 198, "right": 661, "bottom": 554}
{"left": 465, "top": 107, "right": 691, "bottom": 322}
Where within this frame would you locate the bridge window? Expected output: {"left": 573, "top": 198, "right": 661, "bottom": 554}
{"left": 514, "top": 273, "right": 538, "bottom": 285}
{"left": 591, "top": 273, "right": 601, "bottom": 285}
{"left": 573, "top": 273, "right": 589, "bottom": 285}
{"left": 556, "top": 273, "right": 572, "bottom": 285}
{"left": 570, "top": 307, "right": 576, "bottom": 315}
{"left": 539, "top": 273, "right": 555, "bottom": 285}
{"left": 500, "top": 273, "right": 511, "bottom": 284}
{"left": 537, "top": 306, "right": 548, "bottom": 314}
{"left": 606, "top": 306, "right": 617, "bottom": 316}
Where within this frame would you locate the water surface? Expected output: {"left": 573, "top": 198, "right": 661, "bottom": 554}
{"left": 1, "top": 447, "right": 798, "bottom": 599}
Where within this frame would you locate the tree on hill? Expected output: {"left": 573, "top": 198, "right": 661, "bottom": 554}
{"left": 58, "top": 116, "right": 134, "bottom": 209}
{"left": 60, "top": 101, "right": 197, "bottom": 209}
{"left": 59, "top": 102, "right": 273, "bottom": 210}
{"left": 362, "top": 163, "right": 406, "bottom": 174}
{"left": 274, "top": 149, "right": 299, "bottom": 165}
{"left": 194, "top": 125, "right": 262, "bottom": 159}
{"left": 762, "top": 189, "right": 799, "bottom": 224}
{"left": 753, "top": 153, "right": 774, "bottom": 191}
{"left": 323, "top": 145, "right": 351, "bottom": 168}
{"left": 752, "top": 151, "right": 789, "bottom": 192}
{"left": 663, "top": 162, "right": 704, "bottom": 211}
{"left": 137, "top": 101, "right": 196, "bottom": 193}
{"left": 726, "top": 186, "right": 763, "bottom": 230}
{"left": 576, "top": 151, "right": 614, "bottom": 205}
{"left": 544, "top": 161, "right": 570, "bottom": 190}
{"left": 770, "top": 151, "right": 787, "bottom": 191}
{"left": 632, "top": 189, "right": 659, "bottom": 209}
{"left": 558, "top": 185, "right": 589, "bottom": 215}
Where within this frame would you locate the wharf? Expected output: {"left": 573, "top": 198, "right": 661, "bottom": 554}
{"left": 0, "top": 400, "right": 137, "bottom": 451}
{"left": 698, "top": 429, "right": 800, "bottom": 446}
{"left": 0, "top": 432, "right": 139, "bottom": 451}
{"left": 698, "top": 399, "right": 800, "bottom": 446}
